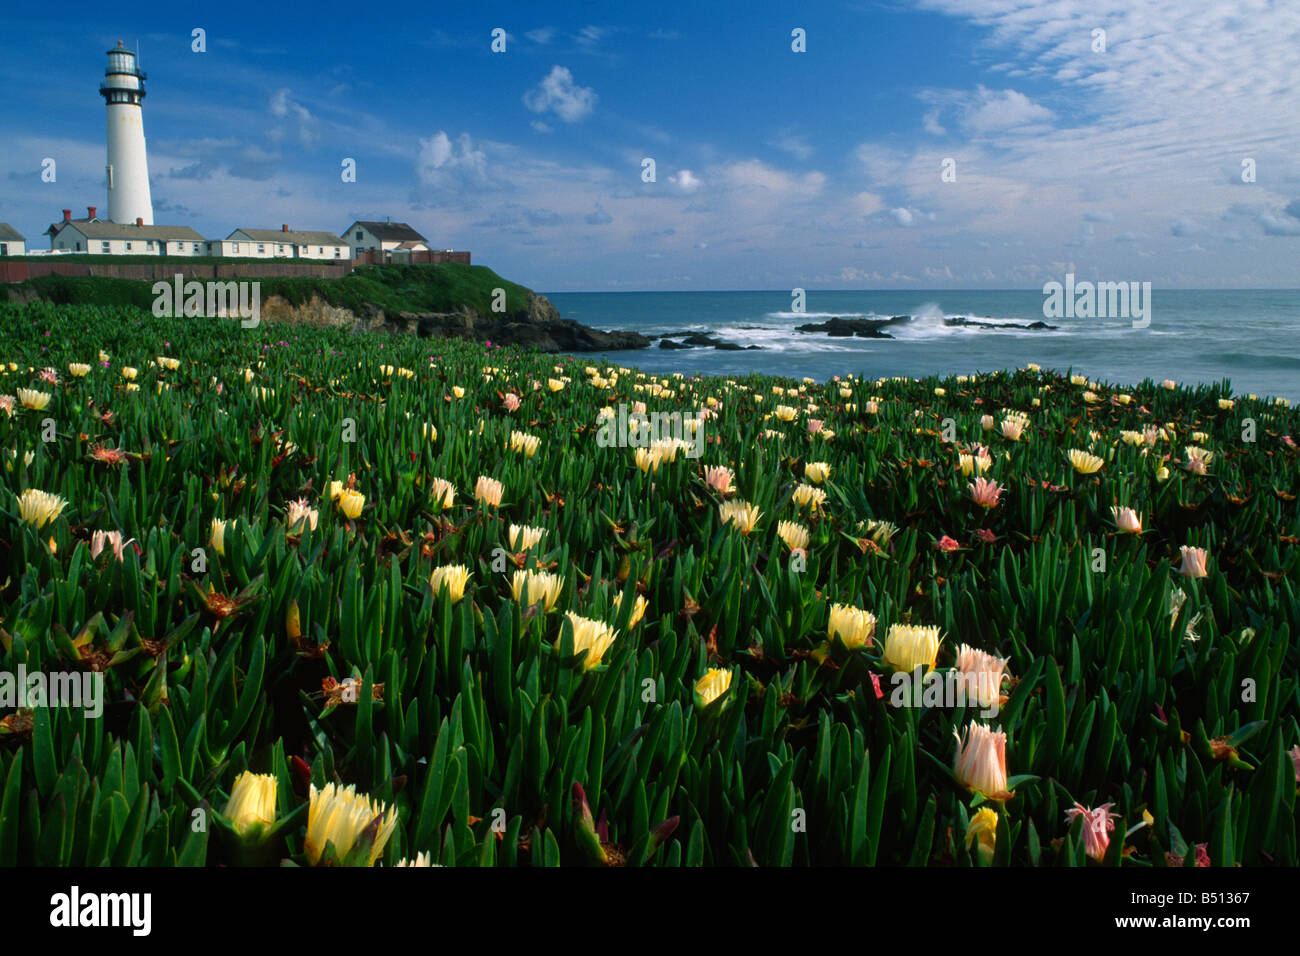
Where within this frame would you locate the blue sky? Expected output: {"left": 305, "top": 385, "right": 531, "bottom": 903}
{"left": 2, "top": 0, "right": 1298, "bottom": 290}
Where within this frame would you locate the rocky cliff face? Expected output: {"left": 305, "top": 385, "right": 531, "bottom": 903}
{"left": 259, "top": 292, "right": 649, "bottom": 352}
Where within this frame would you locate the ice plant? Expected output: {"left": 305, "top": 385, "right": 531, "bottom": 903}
{"left": 952, "top": 722, "right": 1013, "bottom": 801}
{"left": 286, "top": 498, "right": 319, "bottom": 533}
{"left": 719, "top": 500, "right": 762, "bottom": 534}
{"left": 430, "top": 477, "right": 456, "bottom": 509}
{"left": 223, "top": 772, "right": 277, "bottom": 838}
{"left": 704, "top": 465, "right": 735, "bottom": 495}
{"left": 611, "top": 591, "right": 648, "bottom": 628}
{"left": 17, "top": 388, "right": 51, "bottom": 411}
{"left": 804, "top": 461, "right": 831, "bottom": 484}
{"left": 1068, "top": 449, "right": 1104, "bottom": 474}
{"left": 509, "top": 430, "right": 541, "bottom": 458}
{"left": 883, "top": 624, "right": 942, "bottom": 674}
{"left": 1000, "top": 418, "right": 1024, "bottom": 441}
{"left": 559, "top": 612, "right": 618, "bottom": 670}
{"left": 15, "top": 488, "right": 67, "bottom": 529}
{"left": 954, "top": 644, "right": 1011, "bottom": 709}
{"left": 965, "top": 807, "right": 998, "bottom": 865}
{"left": 336, "top": 489, "right": 366, "bottom": 519}
{"left": 429, "top": 564, "right": 471, "bottom": 603}
{"left": 1178, "top": 545, "right": 1209, "bottom": 578}
{"left": 304, "top": 783, "right": 398, "bottom": 867}
{"left": 1111, "top": 506, "right": 1142, "bottom": 534}
{"left": 777, "top": 520, "right": 810, "bottom": 552}
{"left": 90, "top": 529, "right": 134, "bottom": 561}
{"left": 792, "top": 482, "right": 827, "bottom": 512}
{"left": 693, "top": 668, "right": 732, "bottom": 708}
{"left": 503, "top": 392, "right": 521, "bottom": 412}
{"left": 511, "top": 569, "right": 563, "bottom": 611}
{"left": 210, "top": 518, "right": 229, "bottom": 555}
{"left": 120, "top": 366, "right": 138, "bottom": 381}
{"left": 828, "top": 604, "right": 876, "bottom": 650}
{"left": 509, "top": 524, "right": 545, "bottom": 551}
{"left": 68, "top": 362, "right": 91, "bottom": 377}
{"left": 474, "top": 475, "right": 504, "bottom": 508}
{"left": 1063, "top": 803, "right": 1120, "bottom": 862}
{"left": 967, "top": 477, "right": 1004, "bottom": 509}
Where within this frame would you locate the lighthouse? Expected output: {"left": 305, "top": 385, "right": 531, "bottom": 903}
{"left": 101, "top": 40, "right": 153, "bottom": 225}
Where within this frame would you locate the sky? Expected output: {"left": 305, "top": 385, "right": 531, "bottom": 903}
{"left": 2, "top": 0, "right": 1298, "bottom": 291}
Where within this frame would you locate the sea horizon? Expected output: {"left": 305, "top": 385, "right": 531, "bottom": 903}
{"left": 546, "top": 288, "right": 1300, "bottom": 403}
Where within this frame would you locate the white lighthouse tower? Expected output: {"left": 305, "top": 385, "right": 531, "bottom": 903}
{"left": 101, "top": 41, "right": 153, "bottom": 225}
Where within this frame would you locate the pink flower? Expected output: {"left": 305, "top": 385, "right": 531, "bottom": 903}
{"left": 807, "top": 418, "right": 823, "bottom": 434}
{"left": 503, "top": 393, "right": 521, "bottom": 412}
{"left": 1064, "top": 802, "right": 1120, "bottom": 861}
{"left": 869, "top": 672, "right": 883, "bottom": 699}
{"left": 1166, "top": 843, "right": 1211, "bottom": 867}
{"left": 975, "top": 528, "right": 998, "bottom": 544}
{"left": 1282, "top": 435, "right": 1297, "bottom": 450}
{"left": 1288, "top": 745, "right": 1300, "bottom": 784}
{"left": 1178, "top": 545, "right": 1209, "bottom": 579}
{"left": 968, "top": 476, "right": 1004, "bottom": 508}
{"left": 952, "top": 722, "right": 1012, "bottom": 800}
{"left": 90, "top": 529, "right": 135, "bottom": 562}
{"left": 704, "top": 465, "right": 735, "bottom": 495}
{"left": 1110, "top": 506, "right": 1142, "bottom": 534}
{"left": 935, "top": 535, "right": 961, "bottom": 552}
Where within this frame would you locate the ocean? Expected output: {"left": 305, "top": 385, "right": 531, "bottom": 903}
{"left": 545, "top": 289, "right": 1300, "bottom": 403}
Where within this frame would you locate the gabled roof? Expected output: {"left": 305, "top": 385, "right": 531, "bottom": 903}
{"left": 347, "top": 220, "right": 427, "bottom": 242}
{"left": 0, "top": 223, "right": 24, "bottom": 241}
{"left": 393, "top": 240, "right": 428, "bottom": 250}
{"left": 47, "top": 219, "right": 205, "bottom": 241}
{"left": 228, "top": 228, "right": 346, "bottom": 245}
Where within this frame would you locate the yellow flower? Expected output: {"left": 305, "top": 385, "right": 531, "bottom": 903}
{"left": 422, "top": 422, "right": 437, "bottom": 441}
{"left": 68, "top": 363, "right": 91, "bottom": 377}
{"left": 548, "top": 378, "right": 565, "bottom": 392}
{"left": 304, "top": 783, "right": 398, "bottom": 866}
{"left": 17, "top": 488, "right": 68, "bottom": 528}
{"left": 791, "top": 482, "right": 827, "bottom": 512}
{"left": 559, "top": 612, "right": 618, "bottom": 670}
{"left": 475, "top": 475, "right": 504, "bottom": 508}
{"left": 635, "top": 447, "right": 662, "bottom": 473}
{"left": 17, "top": 388, "right": 51, "bottom": 410}
{"left": 693, "top": 667, "right": 732, "bottom": 707}
{"left": 158, "top": 356, "right": 180, "bottom": 371}
{"left": 120, "top": 366, "right": 138, "bottom": 381}
{"left": 774, "top": 404, "right": 797, "bottom": 422}
{"left": 509, "top": 430, "right": 541, "bottom": 458}
{"left": 828, "top": 603, "right": 876, "bottom": 650}
{"left": 429, "top": 564, "right": 471, "bottom": 603}
{"left": 612, "top": 591, "right": 648, "bottom": 628}
{"left": 1218, "top": 398, "right": 1234, "bottom": 410}
{"left": 511, "top": 569, "right": 564, "bottom": 611}
{"left": 1067, "top": 449, "right": 1104, "bottom": 474}
{"left": 336, "top": 489, "right": 365, "bottom": 519}
{"left": 719, "top": 500, "right": 762, "bottom": 534}
{"left": 777, "top": 519, "right": 810, "bottom": 552}
{"left": 882, "top": 623, "right": 942, "bottom": 674}
{"left": 394, "top": 852, "right": 439, "bottom": 867}
{"left": 452, "top": 385, "right": 465, "bottom": 398}
{"left": 1000, "top": 418, "right": 1024, "bottom": 441}
{"left": 430, "top": 477, "right": 456, "bottom": 509}
{"left": 223, "top": 771, "right": 277, "bottom": 837}
{"left": 509, "top": 524, "right": 545, "bottom": 551}
{"left": 210, "top": 517, "right": 229, "bottom": 555}
{"left": 804, "top": 461, "right": 831, "bottom": 484}
{"left": 966, "top": 807, "right": 998, "bottom": 865}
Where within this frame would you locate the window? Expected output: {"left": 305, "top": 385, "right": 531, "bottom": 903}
{"left": 101, "top": 241, "right": 111, "bottom": 252}
{"left": 0, "top": 244, "right": 6, "bottom": 256}
{"left": 193, "top": 243, "right": 200, "bottom": 253}
{"left": 356, "top": 230, "right": 363, "bottom": 240}
{"left": 257, "top": 244, "right": 265, "bottom": 253}
{"left": 334, "top": 248, "right": 341, "bottom": 258}
{"left": 146, "top": 240, "right": 154, "bottom": 251}
{"left": 233, "top": 242, "right": 240, "bottom": 253}
{"left": 75, "top": 242, "right": 82, "bottom": 251}
{"left": 125, "top": 241, "right": 132, "bottom": 251}
{"left": 278, "top": 244, "right": 285, "bottom": 253}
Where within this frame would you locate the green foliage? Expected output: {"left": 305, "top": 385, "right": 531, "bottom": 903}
{"left": 0, "top": 300, "right": 1296, "bottom": 867}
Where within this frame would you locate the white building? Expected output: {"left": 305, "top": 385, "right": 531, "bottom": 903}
{"left": 0, "top": 224, "right": 26, "bottom": 256}
{"left": 213, "top": 226, "right": 348, "bottom": 259}
{"left": 46, "top": 207, "right": 205, "bottom": 255}
{"left": 341, "top": 219, "right": 428, "bottom": 257}
{"left": 102, "top": 41, "right": 153, "bottom": 225}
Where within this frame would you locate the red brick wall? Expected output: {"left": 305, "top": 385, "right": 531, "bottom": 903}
{"left": 352, "top": 249, "right": 471, "bottom": 266}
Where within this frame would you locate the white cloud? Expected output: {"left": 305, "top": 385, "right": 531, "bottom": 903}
{"left": 669, "top": 169, "right": 702, "bottom": 192}
{"left": 526, "top": 27, "right": 555, "bottom": 44}
{"left": 922, "top": 110, "right": 946, "bottom": 135}
{"left": 416, "top": 131, "right": 488, "bottom": 188}
{"left": 891, "top": 207, "right": 915, "bottom": 226}
{"left": 523, "top": 66, "right": 597, "bottom": 123}
{"left": 962, "top": 86, "right": 1054, "bottom": 134}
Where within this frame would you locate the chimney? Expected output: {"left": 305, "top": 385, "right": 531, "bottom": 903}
{"left": 62, "top": 209, "right": 71, "bottom": 222}
{"left": 282, "top": 223, "right": 288, "bottom": 232}
{"left": 87, "top": 206, "right": 97, "bottom": 220}
{"left": 136, "top": 217, "right": 143, "bottom": 227}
